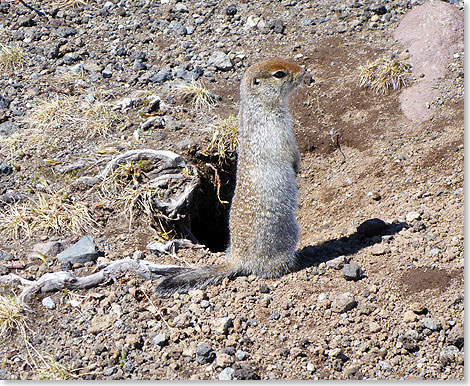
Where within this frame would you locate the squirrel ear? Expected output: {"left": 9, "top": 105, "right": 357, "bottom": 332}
{"left": 252, "top": 77, "right": 260, "bottom": 86}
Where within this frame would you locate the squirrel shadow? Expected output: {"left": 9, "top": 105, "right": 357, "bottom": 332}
{"left": 295, "top": 218, "right": 408, "bottom": 270}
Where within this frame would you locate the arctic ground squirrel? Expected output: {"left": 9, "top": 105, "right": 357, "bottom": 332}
{"left": 155, "top": 57, "right": 305, "bottom": 297}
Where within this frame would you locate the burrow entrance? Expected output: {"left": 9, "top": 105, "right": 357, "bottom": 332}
{"left": 186, "top": 154, "right": 237, "bottom": 252}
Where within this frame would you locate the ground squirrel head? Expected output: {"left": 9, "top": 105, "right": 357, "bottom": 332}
{"left": 240, "top": 57, "right": 305, "bottom": 108}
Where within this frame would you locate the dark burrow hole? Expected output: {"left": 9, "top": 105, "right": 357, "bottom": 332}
{"left": 187, "top": 154, "right": 237, "bottom": 253}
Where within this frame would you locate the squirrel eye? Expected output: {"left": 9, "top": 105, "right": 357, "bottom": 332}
{"left": 253, "top": 78, "right": 260, "bottom": 85}
{"left": 272, "top": 70, "right": 287, "bottom": 79}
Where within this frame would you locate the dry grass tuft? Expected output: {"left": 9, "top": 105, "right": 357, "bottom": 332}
{"left": 0, "top": 44, "right": 25, "bottom": 70}
{"left": 176, "top": 80, "right": 218, "bottom": 110}
{"left": 205, "top": 114, "right": 238, "bottom": 162}
{"left": 97, "top": 161, "right": 160, "bottom": 228}
{"left": 24, "top": 95, "right": 120, "bottom": 140}
{"left": 0, "top": 294, "right": 81, "bottom": 379}
{"left": 0, "top": 190, "right": 99, "bottom": 239}
{"left": 50, "top": 0, "right": 89, "bottom": 9}
{"left": 0, "top": 294, "right": 29, "bottom": 340}
{"left": 358, "top": 55, "right": 411, "bottom": 94}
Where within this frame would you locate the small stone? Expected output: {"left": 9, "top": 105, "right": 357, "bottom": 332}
{"left": 368, "top": 191, "right": 381, "bottom": 201}
{"left": 212, "top": 317, "right": 233, "bottom": 335}
{"left": 235, "top": 350, "right": 247, "bottom": 361}
{"left": 447, "top": 323, "right": 464, "bottom": 348}
{"left": 342, "top": 263, "right": 363, "bottom": 281}
{"left": 356, "top": 218, "right": 387, "bottom": 237}
{"left": 216, "top": 353, "right": 233, "bottom": 368}
{"left": 126, "top": 334, "right": 143, "bottom": 349}
{"left": 226, "top": 5, "right": 237, "bottom": 16}
{"left": 370, "top": 243, "right": 389, "bottom": 255}
{"left": 306, "top": 362, "right": 315, "bottom": 372}
{"left": 269, "top": 312, "right": 281, "bottom": 320}
{"left": 0, "top": 121, "right": 18, "bottom": 136}
{"left": 439, "top": 345, "right": 461, "bottom": 365}
{"left": 331, "top": 292, "right": 357, "bottom": 313}
{"left": 403, "top": 310, "right": 418, "bottom": 323}
{"left": 369, "top": 321, "right": 382, "bottom": 333}
{"left": 245, "top": 14, "right": 261, "bottom": 29}
{"left": 406, "top": 211, "right": 421, "bottom": 223}
{"left": 317, "top": 292, "right": 328, "bottom": 302}
{"left": 69, "top": 63, "right": 84, "bottom": 74}
{"left": 398, "top": 330, "right": 419, "bottom": 352}
{"left": 175, "top": 138, "right": 198, "bottom": 151}
{"left": 122, "top": 361, "right": 135, "bottom": 373}
{"left": 168, "top": 20, "right": 187, "bottom": 35}
{"left": 189, "top": 289, "right": 206, "bottom": 303}
{"left": 326, "top": 255, "right": 347, "bottom": 269}
{"left": 114, "top": 6, "right": 126, "bottom": 16}
{"left": 149, "top": 68, "right": 173, "bottom": 84}
{"left": 133, "top": 59, "right": 147, "bottom": 71}
{"left": 422, "top": 317, "right": 441, "bottom": 331}
{"left": 259, "top": 284, "right": 270, "bottom": 293}
{"left": 234, "top": 365, "right": 260, "bottom": 380}
{"left": 140, "top": 116, "right": 164, "bottom": 131}
{"left": 32, "top": 240, "right": 66, "bottom": 258}
{"left": 220, "top": 347, "right": 235, "bottom": 356}
{"left": 268, "top": 18, "right": 285, "bottom": 33}
{"left": 0, "top": 163, "right": 13, "bottom": 176}
{"left": 132, "top": 250, "right": 145, "bottom": 260}
{"left": 102, "top": 68, "right": 113, "bottom": 78}
{"left": 370, "top": 14, "right": 380, "bottom": 22}
{"left": 196, "top": 343, "right": 215, "bottom": 364}
{"left": 0, "top": 265, "right": 8, "bottom": 275}
{"left": 218, "top": 367, "right": 235, "bottom": 380}
{"left": 56, "top": 26, "right": 77, "bottom": 38}
{"left": 0, "top": 250, "right": 14, "bottom": 262}
{"left": 259, "top": 294, "right": 272, "bottom": 307}
{"left": 410, "top": 302, "right": 428, "bottom": 315}
{"left": 153, "top": 333, "right": 168, "bottom": 347}
{"left": 103, "top": 367, "right": 117, "bottom": 376}
{"left": 200, "top": 300, "right": 210, "bottom": 308}
{"left": 57, "top": 235, "right": 99, "bottom": 265}
{"left": 42, "top": 296, "right": 56, "bottom": 310}
{"left": 0, "top": 94, "right": 9, "bottom": 109}
{"left": 175, "top": 3, "right": 188, "bottom": 12}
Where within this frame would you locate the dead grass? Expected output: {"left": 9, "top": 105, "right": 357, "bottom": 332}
{"left": 0, "top": 190, "right": 99, "bottom": 239}
{"left": 358, "top": 55, "right": 411, "bottom": 94}
{"left": 0, "top": 294, "right": 83, "bottom": 379}
{"left": 0, "top": 44, "right": 25, "bottom": 70}
{"left": 50, "top": 0, "right": 89, "bottom": 9}
{"left": 176, "top": 80, "right": 218, "bottom": 110}
{"left": 97, "top": 160, "right": 159, "bottom": 229}
{"left": 0, "top": 294, "right": 29, "bottom": 341}
{"left": 204, "top": 114, "right": 238, "bottom": 162}
{"left": 24, "top": 95, "right": 121, "bottom": 140}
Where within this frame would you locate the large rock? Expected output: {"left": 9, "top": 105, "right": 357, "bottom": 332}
{"left": 57, "top": 235, "right": 99, "bottom": 265}
{"left": 394, "top": 1, "right": 464, "bottom": 122}
{"left": 207, "top": 51, "right": 233, "bottom": 72}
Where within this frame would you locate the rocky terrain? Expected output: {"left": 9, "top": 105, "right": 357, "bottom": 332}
{"left": 0, "top": 0, "right": 464, "bottom": 380}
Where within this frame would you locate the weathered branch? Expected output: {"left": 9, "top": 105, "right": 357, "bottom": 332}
{"left": 75, "top": 149, "right": 186, "bottom": 187}
{"left": 0, "top": 258, "right": 183, "bottom": 300}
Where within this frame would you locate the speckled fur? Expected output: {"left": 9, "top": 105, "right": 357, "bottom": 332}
{"left": 155, "top": 58, "right": 304, "bottom": 297}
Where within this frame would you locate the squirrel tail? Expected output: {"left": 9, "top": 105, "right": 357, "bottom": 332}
{"left": 155, "top": 263, "right": 238, "bottom": 297}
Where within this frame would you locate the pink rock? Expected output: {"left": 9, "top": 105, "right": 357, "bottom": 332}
{"left": 394, "top": 1, "right": 464, "bottom": 122}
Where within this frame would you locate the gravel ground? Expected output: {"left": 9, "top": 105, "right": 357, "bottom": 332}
{"left": 0, "top": 0, "right": 464, "bottom": 380}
